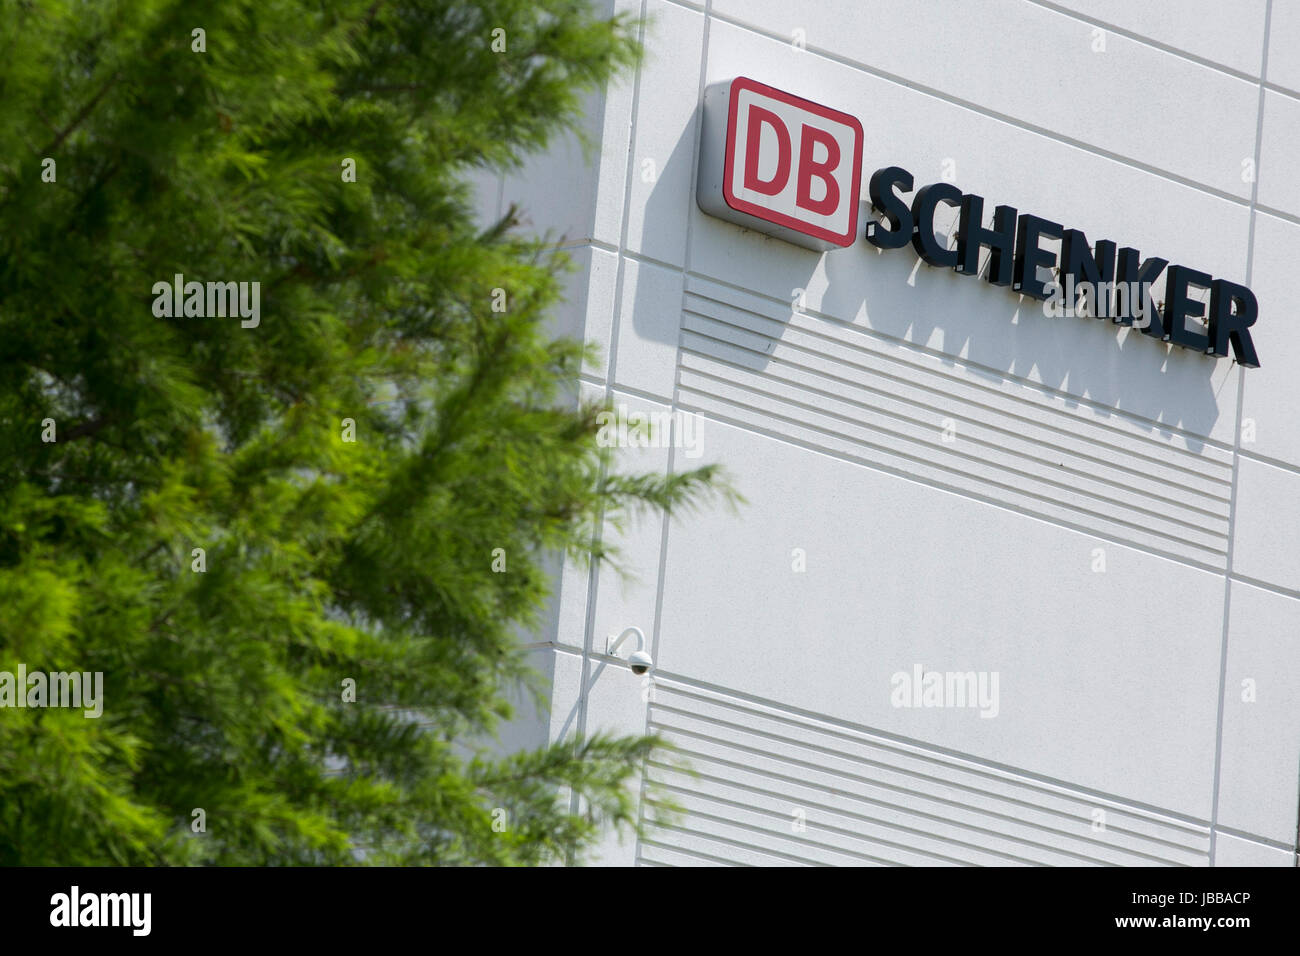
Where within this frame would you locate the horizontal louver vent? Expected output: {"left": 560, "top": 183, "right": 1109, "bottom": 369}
{"left": 640, "top": 680, "right": 1210, "bottom": 867}
{"left": 675, "top": 275, "right": 1233, "bottom": 569}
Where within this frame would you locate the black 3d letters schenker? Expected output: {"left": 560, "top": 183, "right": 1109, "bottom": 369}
{"left": 865, "top": 165, "right": 1260, "bottom": 368}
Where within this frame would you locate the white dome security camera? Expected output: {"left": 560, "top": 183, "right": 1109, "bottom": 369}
{"left": 607, "top": 627, "right": 654, "bottom": 676}
{"left": 628, "top": 650, "right": 654, "bottom": 676}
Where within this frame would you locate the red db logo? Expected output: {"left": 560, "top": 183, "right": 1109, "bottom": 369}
{"left": 698, "top": 77, "right": 863, "bottom": 251}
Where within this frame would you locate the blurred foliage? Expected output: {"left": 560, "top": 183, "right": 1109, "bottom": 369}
{"left": 0, "top": 0, "right": 730, "bottom": 865}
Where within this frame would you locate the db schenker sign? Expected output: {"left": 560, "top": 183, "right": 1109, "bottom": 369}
{"left": 696, "top": 76, "right": 1260, "bottom": 368}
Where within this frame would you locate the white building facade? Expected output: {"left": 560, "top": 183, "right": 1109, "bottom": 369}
{"left": 478, "top": 0, "right": 1300, "bottom": 866}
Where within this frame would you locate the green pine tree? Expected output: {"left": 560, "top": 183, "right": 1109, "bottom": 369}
{"left": 0, "top": 0, "right": 731, "bottom": 865}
